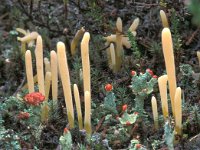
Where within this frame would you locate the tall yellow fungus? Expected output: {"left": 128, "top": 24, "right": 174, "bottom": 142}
{"left": 110, "top": 43, "right": 116, "bottom": 71}
{"left": 25, "top": 50, "right": 34, "bottom": 93}
{"left": 174, "top": 87, "right": 182, "bottom": 135}
{"left": 197, "top": 51, "right": 200, "bottom": 68}
{"left": 129, "top": 18, "right": 140, "bottom": 31}
{"left": 57, "top": 42, "right": 74, "bottom": 128}
{"left": 115, "top": 17, "right": 123, "bottom": 71}
{"left": 158, "top": 75, "right": 168, "bottom": 119}
{"left": 44, "top": 57, "right": 51, "bottom": 73}
{"left": 160, "top": 10, "right": 169, "bottom": 28}
{"left": 161, "top": 28, "right": 177, "bottom": 117}
{"left": 71, "top": 27, "right": 85, "bottom": 56}
{"left": 50, "top": 50, "right": 58, "bottom": 101}
{"left": 81, "top": 32, "right": 91, "bottom": 94}
{"left": 35, "top": 35, "right": 45, "bottom": 95}
{"left": 73, "top": 84, "right": 83, "bottom": 129}
{"left": 44, "top": 72, "right": 51, "bottom": 101}
{"left": 151, "top": 96, "right": 158, "bottom": 129}
{"left": 84, "top": 91, "right": 92, "bottom": 135}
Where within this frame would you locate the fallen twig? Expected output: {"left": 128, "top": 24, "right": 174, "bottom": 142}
{"left": 95, "top": 116, "right": 105, "bottom": 132}
{"left": 0, "top": 13, "right": 9, "bottom": 20}
{"left": 13, "top": 76, "right": 26, "bottom": 96}
{"left": 186, "top": 28, "right": 199, "bottom": 46}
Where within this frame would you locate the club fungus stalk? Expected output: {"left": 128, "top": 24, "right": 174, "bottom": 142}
{"left": 44, "top": 57, "right": 51, "bottom": 73}
{"left": 81, "top": 33, "right": 91, "bottom": 133}
{"left": 41, "top": 101, "right": 50, "bottom": 124}
{"left": 115, "top": 17, "right": 123, "bottom": 72}
{"left": 50, "top": 50, "right": 58, "bottom": 101}
{"left": 84, "top": 91, "right": 92, "bottom": 135}
{"left": 116, "top": 17, "right": 123, "bottom": 32}
{"left": 16, "top": 28, "right": 27, "bottom": 35}
{"left": 71, "top": 27, "right": 85, "bottom": 56}
{"left": 17, "top": 31, "right": 39, "bottom": 43}
{"left": 44, "top": 72, "right": 52, "bottom": 101}
{"left": 73, "top": 84, "right": 83, "bottom": 129}
{"left": 110, "top": 43, "right": 116, "bottom": 72}
{"left": 161, "top": 28, "right": 177, "bottom": 117}
{"left": 158, "top": 75, "right": 169, "bottom": 120}
{"left": 25, "top": 50, "right": 35, "bottom": 93}
{"left": 104, "top": 35, "right": 131, "bottom": 49}
{"left": 197, "top": 51, "right": 200, "bottom": 68}
{"left": 104, "top": 17, "right": 140, "bottom": 73}
{"left": 129, "top": 18, "right": 140, "bottom": 32}
{"left": 122, "top": 37, "right": 131, "bottom": 48}
{"left": 81, "top": 32, "right": 91, "bottom": 94}
{"left": 160, "top": 10, "right": 169, "bottom": 28}
{"left": 35, "top": 35, "right": 45, "bottom": 95}
{"left": 57, "top": 42, "right": 74, "bottom": 128}
{"left": 106, "top": 42, "right": 116, "bottom": 71}
{"left": 174, "top": 87, "right": 182, "bottom": 135}
{"left": 16, "top": 29, "right": 39, "bottom": 54}
{"left": 151, "top": 96, "right": 158, "bottom": 130}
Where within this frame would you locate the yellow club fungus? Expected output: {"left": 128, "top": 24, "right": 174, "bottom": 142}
{"left": 50, "top": 50, "right": 58, "bottom": 101}
{"left": 35, "top": 35, "right": 45, "bottom": 95}
{"left": 84, "top": 91, "right": 92, "bottom": 135}
{"left": 71, "top": 27, "right": 85, "bottom": 56}
{"left": 25, "top": 50, "right": 35, "bottom": 93}
{"left": 44, "top": 57, "right": 51, "bottom": 73}
{"left": 81, "top": 32, "right": 91, "bottom": 94}
{"left": 151, "top": 96, "right": 158, "bottom": 129}
{"left": 161, "top": 28, "right": 177, "bottom": 117}
{"left": 44, "top": 72, "right": 51, "bottom": 101}
{"left": 73, "top": 84, "right": 83, "bottom": 129}
{"left": 129, "top": 18, "right": 140, "bottom": 32}
{"left": 174, "top": 87, "right": 182, "bottom": 135}
{"left": 160, "top": 10, "right": 169, "bottom": 28}
{"left": 57, "top": 42, "right": 74, "bottom": 128}
{"left": 158, "top": 75, "right": 168, "bottom": 120}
